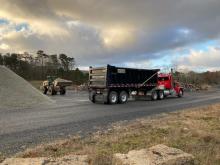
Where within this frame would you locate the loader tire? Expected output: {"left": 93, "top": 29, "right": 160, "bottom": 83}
{"left": 60, "top": 87, "right": 66, "bottom": 95}
{"left": 43, "top": 87, "right": 48, "bottom": 95}
{"left": 48, "top": 86, "right": 56, "bottom": 95}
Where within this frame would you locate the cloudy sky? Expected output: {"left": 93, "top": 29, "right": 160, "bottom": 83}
{"left": 0, "top": 0, "right": 220, "bottom": 71}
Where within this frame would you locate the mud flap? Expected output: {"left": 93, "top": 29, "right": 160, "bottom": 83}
{"left": 89, "top": 91, "right": 96, "bottom": 102}
{"left": 103, "top": 92, "right": 108, "bottom": 103}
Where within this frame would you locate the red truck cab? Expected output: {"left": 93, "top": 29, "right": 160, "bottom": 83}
{"left": 157, "top": 73, "right": 184, "bottom": 97}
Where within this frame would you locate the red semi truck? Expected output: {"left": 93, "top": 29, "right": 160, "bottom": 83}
{"left": 88, "top": 65, "right": 183, "bottom": 104}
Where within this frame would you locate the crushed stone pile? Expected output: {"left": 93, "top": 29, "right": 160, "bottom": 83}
{"left": 0, "top": 66, "right": 54, "bottom": 110}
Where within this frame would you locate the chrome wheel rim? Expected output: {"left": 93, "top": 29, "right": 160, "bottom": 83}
{"left": 160, "top": 92, "right": 164, "bottom": 99}
{"left": 153, "top": 93, "right": 157, "bottom": 100}
{"left": 121, "top": 94, "right": 127, "bottom": 102}
{"left": 111, "top": 95, "right": 117, "bottom": 103}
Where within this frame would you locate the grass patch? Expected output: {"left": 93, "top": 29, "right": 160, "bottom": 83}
{"left": 18, "top": 104, "right": 220, "bottom": 165}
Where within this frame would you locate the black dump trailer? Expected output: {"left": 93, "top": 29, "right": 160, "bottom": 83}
{"left": 89, "top": 65, "right": 160, "bottom": 104}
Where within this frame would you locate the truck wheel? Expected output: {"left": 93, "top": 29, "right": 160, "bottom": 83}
{"left": 178, "top": 90, "right": 183, "bottom": 97}
{"left": 92, "top": 95, "right": 96, "bottom": 103}
{"left": 90, "top": 95, "right": 96, "bottom": 103}
{"left": 158, "top": 91, "right": 164, "bottom": 100}
{"left": 151, "top": 91, "right": 158, "bottom": 101}
{"left": 108, "top": 91, "right": 118, "bottom": 104}
{"left": 89, "top": 91, "right": 96, "bottom": 103}
{"left": 119, "top": 91, "right": 128, "bottom": 104}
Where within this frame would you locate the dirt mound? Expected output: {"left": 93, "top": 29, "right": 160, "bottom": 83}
{"left": 0, "top": 66, "right": 53, "bottom": 110}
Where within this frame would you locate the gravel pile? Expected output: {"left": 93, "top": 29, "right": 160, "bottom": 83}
{"left": 0, "top": 66, "right": 53, "bottom": 110}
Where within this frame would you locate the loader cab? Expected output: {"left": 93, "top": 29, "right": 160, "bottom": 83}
{"left": 47, "top": 76, "right": 56, "bottom": 82}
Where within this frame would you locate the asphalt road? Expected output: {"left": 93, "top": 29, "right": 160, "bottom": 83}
{"left": 1, "top": 89, "right": 220, "bottom": 155}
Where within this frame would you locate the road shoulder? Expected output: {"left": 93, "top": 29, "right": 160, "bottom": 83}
{"left": 5, "top": 103, "right": 220, "bottom": 165}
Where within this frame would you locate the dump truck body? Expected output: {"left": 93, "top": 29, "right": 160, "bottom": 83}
{"left": 89, "top": 65, "right": 159, "bottom": 88}
{"left": 89, "top": 65, "right": 183, "bottom": 104}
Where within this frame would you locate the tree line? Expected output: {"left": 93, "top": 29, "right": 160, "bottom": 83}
{"left": 0, "top": 50, "right": 88, "bottom": 85}
{"left": 174, "top": 70, "right": 220, "bottom": 86}
{"left": 1, "top": 51, "right": 219, "bottom": 86}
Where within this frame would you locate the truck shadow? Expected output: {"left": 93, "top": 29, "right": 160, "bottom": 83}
{"left": 130, "top": 96, "right": 182, "bottom": 102}
{"left": 93, "top": 96, "right": 182, "bottom": 105}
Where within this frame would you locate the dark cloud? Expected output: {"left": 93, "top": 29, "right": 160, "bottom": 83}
{"left": 0, "top": 0, "right": 220, "bottom": 67}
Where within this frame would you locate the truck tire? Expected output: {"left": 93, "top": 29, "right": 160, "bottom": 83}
{"left": 90, "top": 95, "right": 95, "bottom": 103}
{"left": 151, "top": 91, "right": 158, "bottom": 101}
{"left": 158, "top": 90, "right": 164, "bottom": 100}
{"left": 178, "top": 90, "right": 183, "bottom": 97}
{"left": 60, "top": 87, "right": 66, "bottom": 95}
{"left": 108, "top": 91, "right": 118, "bottom": 104}
{"left": 119, "top": 91, "right": 128, "bottom": 104}
{"left": 89, "top": 91, "right": 96, "bottom": 103}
